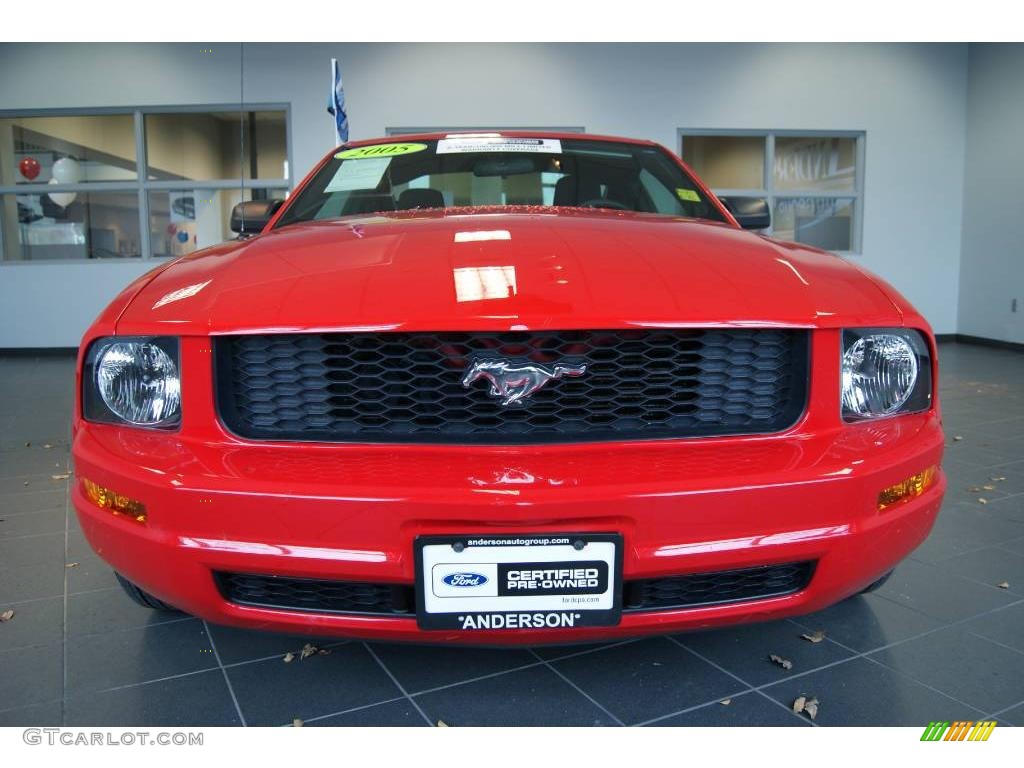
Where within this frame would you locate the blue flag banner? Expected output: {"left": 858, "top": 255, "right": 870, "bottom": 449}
{"left": 327, "top": 58, "right": 349, "bottom": 146}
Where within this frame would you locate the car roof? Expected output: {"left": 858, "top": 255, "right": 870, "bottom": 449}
{"left": 341, "top": 130, "right": 661, "bottom": 148}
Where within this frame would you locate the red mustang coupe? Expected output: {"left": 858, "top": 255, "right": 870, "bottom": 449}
{"left": 73, "top": 132, "right": 945, "bottom": 643}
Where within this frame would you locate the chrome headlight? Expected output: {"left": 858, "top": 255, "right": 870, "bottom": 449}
{"left": 841, "top": 329, "right": 932, "bottom": 421}
{"left": 83, "top": 337, "right": 181, "bottom": 428}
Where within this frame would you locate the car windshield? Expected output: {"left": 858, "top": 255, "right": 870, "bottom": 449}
{"left": 274, "top": 136, "right": 727, "bottom": 227}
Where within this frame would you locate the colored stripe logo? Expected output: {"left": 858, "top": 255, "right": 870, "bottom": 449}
{"left": 920, "top": 721, "right": 997, "bottom": 741}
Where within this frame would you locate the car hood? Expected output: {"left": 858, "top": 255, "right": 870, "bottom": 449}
{"left": 118, "top": 209, "right": 903, "bottom": 335}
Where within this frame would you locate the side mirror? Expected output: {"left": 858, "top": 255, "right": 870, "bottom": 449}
{"left": 719, "top": 197, "right": 771, "bottom": 230}
{"left": 230, "top": 199, "right": 284, "bottom": 237}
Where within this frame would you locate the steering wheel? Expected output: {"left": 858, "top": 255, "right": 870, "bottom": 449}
{"left": 579, "top": 198, "right": 629, "bottom": 211}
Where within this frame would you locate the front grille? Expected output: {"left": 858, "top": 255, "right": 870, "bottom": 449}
{"left": 215, "top": 329, "right": 808, "bottom": 444}
{"left": 623, "top": 561, "right": 816, "bottom": 612}
{"left": 215, "top": 561, "right": 814, "bottom": 617}
{"left": 214, "top": 572, "right": 413, "bottom": 615}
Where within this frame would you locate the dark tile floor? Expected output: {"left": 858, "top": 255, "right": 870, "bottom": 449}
{"left": 1, "top": 342, "right": 1023, "bottom": 727}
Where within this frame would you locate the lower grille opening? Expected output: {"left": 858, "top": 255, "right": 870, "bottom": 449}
{"left": 214, "top": 572, "right": 414, "bottom": 616}
{"left": 215, "top": 561, "right": 815, "bottom": 617}
{"left": 623, "top": 561, "right": 816, "bottom": 612}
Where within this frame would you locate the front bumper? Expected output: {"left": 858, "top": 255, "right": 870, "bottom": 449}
{"left": 71, "top": 408, "right": 945, "bottom": 645}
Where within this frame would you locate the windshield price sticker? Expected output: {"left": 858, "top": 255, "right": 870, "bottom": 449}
{"left": 436, "top": 137, "right": 562, "bottom": 154}
{"left": 325, "top": 157, "right": 393, "bottom": 192}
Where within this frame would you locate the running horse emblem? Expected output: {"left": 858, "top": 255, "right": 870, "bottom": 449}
{"left": 461, "top": 357, "right": 588, "bottom": 407}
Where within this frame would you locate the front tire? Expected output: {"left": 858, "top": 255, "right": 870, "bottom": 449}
{"left": 858, "top": 569, "right": 895, "bottom": 595}
{"left": 115, "top": 573, "right": 180, "bottom": 612}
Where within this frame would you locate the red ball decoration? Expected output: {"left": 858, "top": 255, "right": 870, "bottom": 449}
{"left": 19, "top": 157, "right": 41, "bottom": 181}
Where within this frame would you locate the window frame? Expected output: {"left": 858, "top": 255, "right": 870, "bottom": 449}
{"left": 0, "top": 103, "right": 293, "bottom": 264}
{"left": 678, "top": 129, "right": 866, "bottom": 255}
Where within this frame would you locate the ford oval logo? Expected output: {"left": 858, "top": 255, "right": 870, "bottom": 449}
{"left": 443, "top": 572, "right": 488, "bottom": 588}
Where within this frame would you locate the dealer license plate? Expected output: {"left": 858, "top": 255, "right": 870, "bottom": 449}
{"left": 415, "top": 533, "right": 622, "bottom": 631}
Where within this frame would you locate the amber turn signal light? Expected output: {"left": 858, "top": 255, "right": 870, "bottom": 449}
{"left": 878, "top": 466, "right": 937, "bottom": 510}
{"left": 81, "top": 478, "right": 147, "bottom": 522}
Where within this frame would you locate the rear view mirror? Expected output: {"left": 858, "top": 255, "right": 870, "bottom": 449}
{"left": 473, "top": 156, "right": 538, "bottom": 177}
{"left": 230, "top": 199, "right": 284, "bottom": 237}
{"left": 719, "top": 197, "right": 771, "bottom": 230}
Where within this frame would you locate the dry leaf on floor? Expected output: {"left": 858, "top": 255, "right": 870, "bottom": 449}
{"left": 953, "top": 436, "right": 963, "bottom": 441}
{"left": 51, "top": 474, "right": 69, "bottom": 481}
{"left": 436, "top": 720, "right": 449, "bottom": 727}
{"left": 998, "top": 581, "right": 1010, "bottom": 589}
{"left": 793, "top": 695, "right": 819, "bottom": 720}
{"left": 24, "top": 442, "right": 30, "bottom": 448}
{"left": 769, "top": 653, "right": 793, "bottom": 670}
{"left": 43, "top": 444, "right": 52, "bottom": 449}
{"left": 283, "top": 651, "right": 295, "bottom": 663}
{"left": 801, "top": 630, "right": 826, "bottom": 644}
{"left": 292, "top": 718, "right": 303, "bottom": 727}
{"left": 982, "top": 485, "right": 996, "bottom": 490}
{"left": 23, "top": 481, "right": 29, "bottom": 487}
{"left": 719, "top": 699, "right": 731, "bottom": 706}
{"left": 300, "top": 643, "right": 318, "bottom": 660}
{"left": 65, "top": 562, "right": 79, "bottom": 569}
{"left": 0, "top": 609, "right": 14, "bottom": 622}
{"left": 992, "top": 476, "right": 1007, "bottom": 482}
{"left": 978, "top": 498, "right": 988, "bottom": 505}
{"left": 803, "top": 698, "right": 820, "bottom": 720}
{"left": 318, "top": 648, "right": 332, "bottom": 656}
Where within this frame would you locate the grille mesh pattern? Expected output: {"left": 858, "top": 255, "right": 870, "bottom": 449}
{"left": 624, "top": 561, "right": 815, "bottom": 612}
{"left": 215, "top": 329, "right": 807, "bottom": 444}
{"left": 215, "top": 562, "right": 814, "bottom": 617}
{"left": 214, "top": 572, "right": 412, "bottom": 615}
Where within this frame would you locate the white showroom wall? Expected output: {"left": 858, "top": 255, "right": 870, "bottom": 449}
{"left": 958, "top": 43, "right": 1024, "bottom": 346}
{"left": 0, "top": 42, "right": 971, "bottom": 347}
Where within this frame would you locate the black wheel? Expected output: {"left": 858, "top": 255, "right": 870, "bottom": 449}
{"left": 859, "top": 569, "right": 895, "bottom": 594}
{"left": 115, "top": 573, "right": 180, "bottom": 612}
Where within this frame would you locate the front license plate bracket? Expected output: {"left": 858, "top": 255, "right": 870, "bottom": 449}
{"left": 414, "top": 533, "right": 623, "bottom": 631}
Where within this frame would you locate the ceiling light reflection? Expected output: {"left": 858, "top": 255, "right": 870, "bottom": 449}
{"left": 454, "top": 266, "right": 517, "bottom": 302}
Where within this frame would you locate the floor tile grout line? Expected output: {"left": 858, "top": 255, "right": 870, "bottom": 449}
{"left": 527, "top": 648, "right": 625, "bottom": 726}
{"left": 964, "top": 630, "right": 1024, "bottom": 658}
{"left": 667, "top": 635, "right": 816, "bottom": 727}
{"left": 643, "top": 592, "right": 1024, "bottom": 719}
{"left": 0, "top": 529, "right": 81, "bottom": 542}
{"left": 288, "top": 695, "right": 409, "bottom": 726}
{"left": 203, "top": 620, "right": 248, "bottom": 727}
{"left": 219, "top": 639, "right": 352, "bottom": 670}
{"left": 0, "top": 614, "right": 202, "bottom": 657}
{"left": 410, "top": 661, "right": 547, "bottom": 697}
{"left": 0, "top": 503, "right": 78, "bottom": 520}
{"left": 917, "top": 538, "right": 1024, "bottom": 568}
{"left": 59, "top": 478, "right": 70, "bottom": 727}
{"left": 633, "top": 686, "right": 753, "bottom": 727}
{"left": 859, "top": 655, "right": 987, "bottom": 716}
{"left": 405, "top": 639, "right": 644, "bottom": 697}
{"left": 363, "top": 643, "right": 433, "bottom": 727}
{"left": 66, "top": 666, "right": 223, "bottom": 703}
{"left": 984, "top": 696, "right": 1024, "bottom": 720}
{"left": 2, "top": 585, "right": 120, "bottom": 609}
{"left": 803, "top": 618, "right": 990, "bottom": 715}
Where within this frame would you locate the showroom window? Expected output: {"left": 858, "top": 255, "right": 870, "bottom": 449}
{"left": 0, "top": 107, "right": 290, "bottom": 261}
{"left": 679, "top": 131, "right": 865, "bottom": 253}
